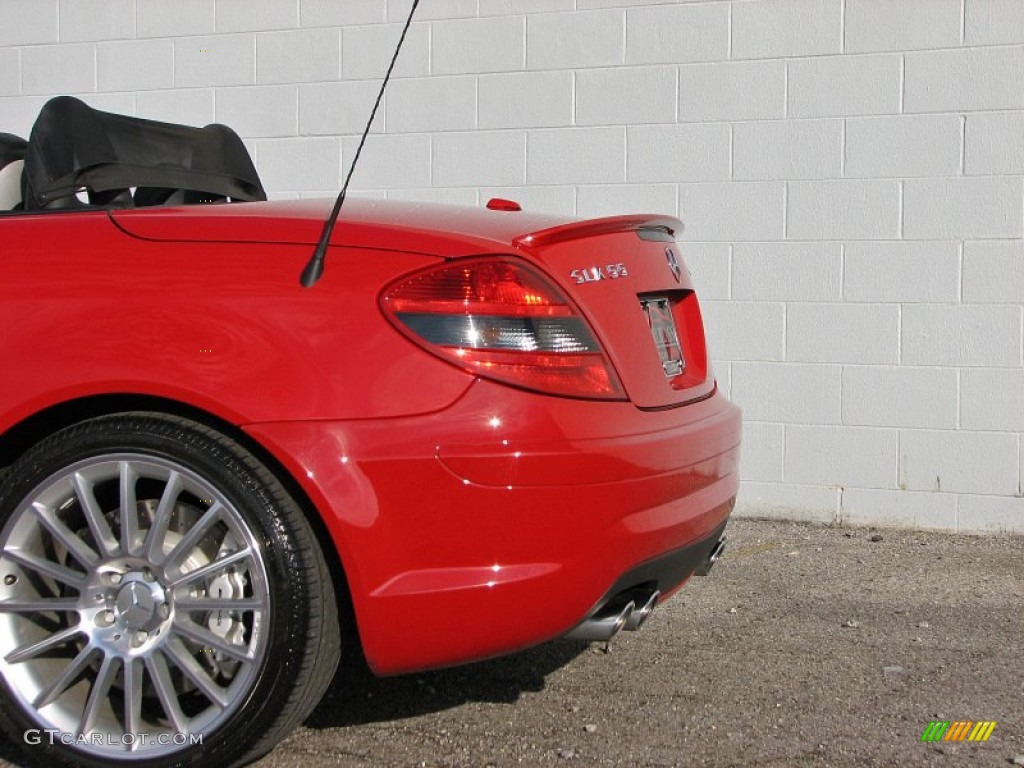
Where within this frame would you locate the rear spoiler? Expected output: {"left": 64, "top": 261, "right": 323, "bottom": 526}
{"left": 514, "top": 214, "right": 683, "bottom": 249}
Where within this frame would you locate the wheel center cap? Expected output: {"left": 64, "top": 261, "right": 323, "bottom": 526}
{"left": 115, "top": 580, "right": 157, "bottom": 629}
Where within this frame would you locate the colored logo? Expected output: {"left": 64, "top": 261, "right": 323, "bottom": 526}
{"left": 921, "top": 721, "right": 996, "bottom": 742}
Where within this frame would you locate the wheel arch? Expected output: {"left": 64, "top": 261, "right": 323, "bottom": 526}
{"left": 0, "top": 392, "right": 360, "bottom": 656}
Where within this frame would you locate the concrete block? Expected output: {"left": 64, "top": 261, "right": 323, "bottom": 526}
{"left": 528, "top": 127, "right": 625, "bottom": 185}
{"left": 700, "top": 300, "right": 785, "bottom": 362}
{"left": 98, "top": 40, "right": 174, "bottom": 92}
{"left": 0, "top": 96, "right": 49, "bottom": 138}
{"left": 1, "top": 0, "right": 57, "bottom": 44}
{"left": 256, "top": 137, "right": 339, "bottom": 192}
{"left": 962, "top": 240, "right": 1024, "bottom": 304}
{"left": 216, "top": 85, "right": 297, "bottom": 138}
{"left": 576, "top": 66, "right": 676, "bottom": 126}
{"left": 387, "top": 0, "right": 476, "bottom": 22}
{"left": 788, "top": 303, "right": 899, "bottom": 364}
{"left": 625, "top": 3, "right": 729, "bottom": 65}
{"left": 434, "top": 16, "right": 525, "bottom": 75}
{"left": 902, "top": 304, "right": 1022, "bottom": 367}
{"left": 741, "top": 421, "right": 785, "bottom": 483}
{"left": 681, "top": 243, "right": 730, "bottom": 300}
{"left": 301, "top": 0, "right": 386, "bottom": 26}
{"left": 527, "top": 9, "right": 624, "bottom": 70}
{"left": 627, "top": 124, "right": 730, "bottom": 183}
{"left": 580, "top": 0, "right": 720, "bottom": 6}
{"left": 59, "top": 0, "right": 134, "bottom": 42}
{"left": 175, "top": 35, "right": 255, "bottom": 88}
{"left": 788, "top": 54, "right": 901, "bottom": 118}
{"left": 138, "top": 0, "right": 215, "bottom": 37}
{"left": 958, "top": 495, "right": 1024, "bottom": 534}
{"left": 731, "top": 362, "right": 842, "bottom": 425}
{"left": 904, "top": 177, "right": 1023, "bottom": 240}
{"left": 299, "top": 81, "right": 383, "bottom": 136}
{"left": 342, "top": 22, "right": 429, "bottom": 80}
{"left": 905, "top": 47, "right": 1024, "bottom": 112}
{"left": 900, "top": 429, "right": 1019, "bottom": 495}
{"left": 386, "top": 76, "right": 476, "bottom": 133}
{"left": 679, "top": 60, "right": 785, "bottom": 122}
{"left": 736, "top": 482, "right": 839, "bottom": 523}
{"left": 961, "top": 369, "right": 1024, "bottom": 432}
{"left": 842, "top": 366, "right": 958, "bottom": 429}
{"left": 478, "top": 71, "right": 573, "bottom": 129}
{"left": 844, "top": 241, "right": 959, "bottom": 303}
{"left": 137, "top": 89, "right": 215, "bottom": 126}
{"left": 732, "top": 0, "right": 842, "bottom": 59}
{"left": 845, "top": 115, "right": 962, "bottom": 178}
{"left": 22, "top": 43, "right": 94, "bottom": 96}
{"left": 345, "top": 133, "right": 430, "bottom": 189}
{"left": 787, "top": 180, "right": 900, "bottom": 240}
{"left": 481, "top": 0, "right": 575, "bottom": 14}
{"left": 678, "top": 182, "right": 785, "bottom": 242}
{"left": 841, "top": 488, "right": 958, "bottom": 530}
{"left": 732, "top": 243, "right": 841, "bottom": 302}
{"left": 965, "top": 0, "right": 1024, "bottom": 46}
{"left": 732, "top": 119, "right": 842, "bottom": 181}
{"left": 575, "top": 183, "right": 676, "bottom": 219}
{"left": 0, "top": 50, "right": 18, "bottom": 97}
{"left": 434, "top": 131, "right": 527, "bottom": 187}
{"left": 965, "top": 111, "right": 1024, "bottom": 175}
{"left": 785, "top": 425, "right": 898, "bottom": 489}
{"left": 845, "top": 0, "right": 961, "bottom": 53}
{"left": 257, "top": 28, "right": 339, "bottom": 84}
{"left": 217, "top": 0, "right": 298, "bottom": 32}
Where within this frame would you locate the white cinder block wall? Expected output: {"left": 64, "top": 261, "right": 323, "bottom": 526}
{"left": 2, "top": 0, "right": 1022, "bottom": 532}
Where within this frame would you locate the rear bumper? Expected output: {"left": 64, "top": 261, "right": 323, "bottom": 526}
{"left": 244, "top": 380, "right": 741, "bottom": 675}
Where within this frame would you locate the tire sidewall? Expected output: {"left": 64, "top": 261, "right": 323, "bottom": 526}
{"left": 0, "top": 414, "right": 316, "bottom": 768}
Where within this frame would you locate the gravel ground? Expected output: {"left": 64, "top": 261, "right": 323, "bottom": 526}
{"left": 2, "top": 518, "right": 1021, "bottom": 767}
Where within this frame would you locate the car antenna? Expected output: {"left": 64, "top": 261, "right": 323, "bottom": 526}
{"left": 300, "top": 0, "right": 420, "bottom": 288}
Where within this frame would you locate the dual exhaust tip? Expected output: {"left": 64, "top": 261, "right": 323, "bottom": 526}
{"left": 564, "top": 590, "right": 660, "bottom": 642}
{"left": 565, "top": 535, "right": 727, "bottom": 643}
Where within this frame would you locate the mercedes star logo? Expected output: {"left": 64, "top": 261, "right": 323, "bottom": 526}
{"left": 665, "top": 246, "right": 682, "bottom": 283}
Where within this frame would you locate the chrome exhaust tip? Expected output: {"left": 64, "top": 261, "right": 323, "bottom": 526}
{"left": 623, "top": 590, "right": 660, "bottom": 631}
{"left": 564, "top": 600, "right": 635, "bottom": 642}
{"left": 695, "top": 536, "right": 726, "bottom": 576}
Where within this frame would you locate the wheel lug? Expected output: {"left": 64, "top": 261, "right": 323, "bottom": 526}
{"left": 158, "top": 604, "right": 170, "bottom": 620}
{"left": 95, "top": 610, "right": 115, "bottom": 627}
{"left": 132, "top": 630, "right": 148, "bottom": 647}
{"left": 106, "top": 572, "right": 123, "bottom": 586}
{"left": 143, "top": 569, "right": 155, "bottom": 582}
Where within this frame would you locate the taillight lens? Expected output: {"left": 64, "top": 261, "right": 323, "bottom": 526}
{"left": 381, "top": 257, "right": 626, "bottom": 399}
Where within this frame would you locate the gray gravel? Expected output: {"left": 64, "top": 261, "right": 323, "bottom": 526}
{"left": 2, "top": 518, "right": 1021, "bottom": 767}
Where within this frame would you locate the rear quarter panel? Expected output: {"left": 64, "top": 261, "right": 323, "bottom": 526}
{"left": 0, "top": 210, "right": 474, "bottom": 433}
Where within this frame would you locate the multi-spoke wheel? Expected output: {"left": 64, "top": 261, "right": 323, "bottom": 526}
{"left": 0, "top": 414, "right": 339, "bottom": 767}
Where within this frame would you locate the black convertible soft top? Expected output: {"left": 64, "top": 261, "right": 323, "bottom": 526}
{"left": 0, "top": 133, "right": 26, "bottom": 169}
{"left": 23, "top": 96, "right": 266, "bottom": 210}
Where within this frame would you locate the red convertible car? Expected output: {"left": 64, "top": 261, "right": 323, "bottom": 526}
{"left": 0, "top": 97, "right": 741, "bottom": 767}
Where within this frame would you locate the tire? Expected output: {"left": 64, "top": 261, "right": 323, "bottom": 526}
{"left": 0, "top": 413, "right": 340, "bottom": 767}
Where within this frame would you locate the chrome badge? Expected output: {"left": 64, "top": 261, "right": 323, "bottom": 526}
{"left": 569, "top": 262, "right": 628, "bottom": 285}
{"left": 665, "top": 246, "right": 682, "bottom": 283}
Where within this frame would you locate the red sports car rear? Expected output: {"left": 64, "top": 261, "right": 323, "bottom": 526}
{"left": 0, "top": 101, "right": 739, "bottom": 768}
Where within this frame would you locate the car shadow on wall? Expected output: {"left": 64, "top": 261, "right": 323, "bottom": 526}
{"left": 306, "top": 639, "right": 591, "bottom": 728}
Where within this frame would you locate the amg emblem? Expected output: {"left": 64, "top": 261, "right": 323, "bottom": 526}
{"left": 569, "top": 262, "right": 628, "bottom": 285}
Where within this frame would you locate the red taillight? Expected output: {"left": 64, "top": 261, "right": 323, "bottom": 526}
{"left": 381, "top": 258, "right": 626, "bottom": 400}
